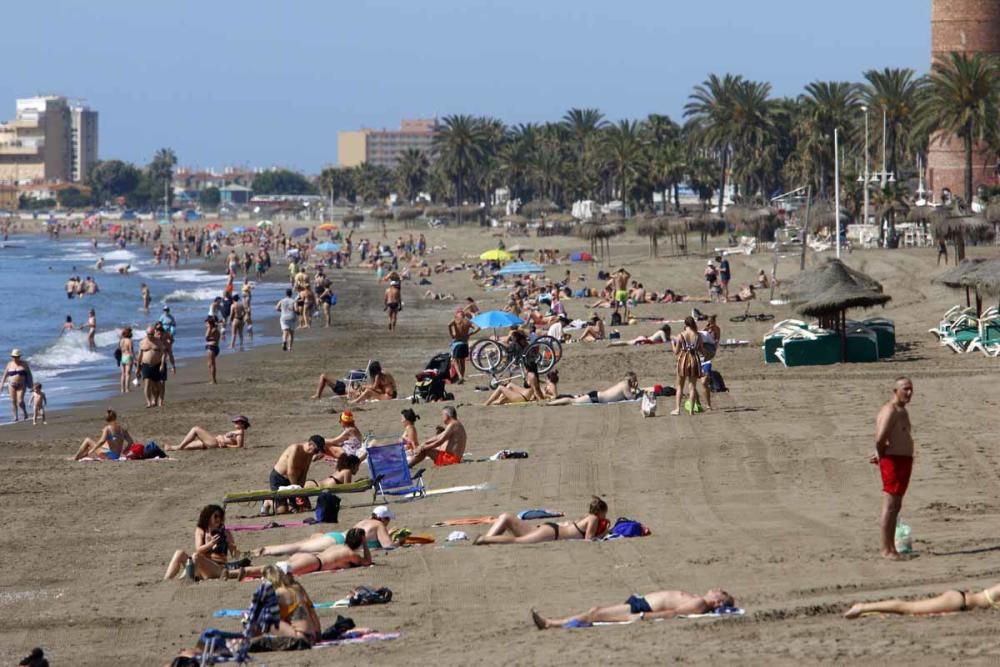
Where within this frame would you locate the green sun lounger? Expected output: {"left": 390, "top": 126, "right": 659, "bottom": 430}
{"left": 223, "top": 478, "right": 374, "bottom": 512}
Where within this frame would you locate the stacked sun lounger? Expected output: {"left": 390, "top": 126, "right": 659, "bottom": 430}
{"left": 929, "top": 306, "right": 1000, "bottom": 356}
{"left": 764, "top": 318, "right": 895, "bottom": 367}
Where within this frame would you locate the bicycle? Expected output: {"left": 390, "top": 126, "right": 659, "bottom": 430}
{"left": 729, "top": 304, "right": 775, "bottom": 323}
{"left": 470, "top": 337, "right": 558, "bottom": 388}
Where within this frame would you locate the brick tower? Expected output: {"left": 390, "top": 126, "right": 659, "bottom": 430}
{"left": 927, "top": 0, "right": 1000, "bottom": 202}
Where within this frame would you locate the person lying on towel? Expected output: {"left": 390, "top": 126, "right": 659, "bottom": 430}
{"left": 844, "top": 581, "right": 1000, "bottom": 619}
{"left": 474, "top": 496, "right": 609, "bottom": 545}
{"left": 546, "top": 372, "right": 639, "bottom": 405}
{"left": 532, "top": 587, "right": 736, "bottom": 628}
{"left": 241, "top": 528, "right": 371, "bottom": 579}
{"left": 627, "top": 324, "right": 671, "bottom": 345}
{"left": 253, "top": 506, "right": 404, "bottom": 557}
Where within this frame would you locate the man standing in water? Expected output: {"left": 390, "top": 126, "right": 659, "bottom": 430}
{"left": 871, "top": 377, "right": 915, "bottom": 560}
{"left": 141, "top": 283, "right": 151, "bottom": 314}
{"left": 384, "top": 279, "right": 401, "bottom": 331}
{"left": 137, "top": 325, "right": 165, "bottom": 408}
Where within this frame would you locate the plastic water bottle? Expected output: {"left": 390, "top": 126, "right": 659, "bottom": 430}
{"left": 895, "top": 520, "right": 913, "bottom": 554}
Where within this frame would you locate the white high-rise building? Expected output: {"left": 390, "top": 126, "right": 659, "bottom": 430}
{"left": 0, "top": 96, "right": 98, "bottom": 184}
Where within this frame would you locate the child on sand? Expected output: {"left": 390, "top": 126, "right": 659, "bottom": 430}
{"left": 31, "top": 384, "right": 46, "bottom": 425}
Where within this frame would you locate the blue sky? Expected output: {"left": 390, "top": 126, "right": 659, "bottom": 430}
{"left": 0, "top": 0, "right": 930, "bottom": 173}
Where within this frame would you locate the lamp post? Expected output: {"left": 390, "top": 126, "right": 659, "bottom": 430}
{"left": 859, "top": 106, "right": 870, "bottom": 228}
{"left": 834, "top": 128, "right": 841, "bottom": 259}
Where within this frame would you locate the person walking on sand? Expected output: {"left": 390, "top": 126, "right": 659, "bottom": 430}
{"left": 119, "top": 328, "right": 135, "bottom": 393}
{"left": 872, "top": 377, "right": 915, "bottom": 561}
{"left": 448, "top": 308, "right": 479, "bottom": 383}
{"left": 609, "top": 267, "right": 631, "bottom": 321}
{"left": 532, "top": 588, "right": 735, "bottom": 629}
{"left": 385, "top": 279, "right": 402, "bottom": 331}
{"left": 137, "top": 325, "right": 165, "bottom": 408}
{"left": 671, "top": 316, "right": 704, "bottom": 415}
{"left": 1, "top": 349, "right": 33, "bottom": 422}
{"left": 204, "top": 317, "right": 221, "bottom": 384}
{"left": 276, "top": 288, "right": 298, "bottom": 351}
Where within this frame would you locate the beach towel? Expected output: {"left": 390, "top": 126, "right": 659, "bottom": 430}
{"left": 680, "top": 606, "right": 745, "bottom": 619}
{"left": 461, "top": 450, "right": 529, "bottom": 462}
{"left": 314, "top": 630, "right": 401, "bottom": 648}
{"left": 719, "top": 339, "right": 751, "bottom": 347}
{"left": 75, "top": 456, "right": 175, "bottom": 463}
{"left": 572, "top": 398, "right": 642, "bottom": 407}
{"left": 577, "top": 607, "right": 745, "bottom": 626}
{"left": 432, "top": 516, "right": 497, "bottom": 527}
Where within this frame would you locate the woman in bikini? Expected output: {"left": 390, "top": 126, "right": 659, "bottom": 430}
{"left": 628, "top": 324, "right": 671, "bottom": 346}
{"left": 165, "top": 416, "right": 249, "bottom": 450}
{"left": 119, "top": 328, "right": 135, "bottom": 393}
{"left": 400, "top": 408, "right": 420, "bottom": 454}
{"left": 241, "top": 528, "right": 371, "bottom": 579}
{"left": 74, "top": 409, "right": 134, "bottom": 460}
{"left": 317, "top": 453, "right": 361, "bottom": 486}
{"left": 672, "top": 316, "right": 704, "bottom": 416}
{"left": 204, "top": 317, "right": 221, "bottom": 384}
{"left": 262, "top": 565, "right": 321, "bottom": 644}
{"left": 1, "top": 348, "right": 32, "bottom": 422}
{"left": 163, "top": 504, "right": 243, "bottom": 580}
{"left": 324, "top": 411, "right": 365, "bottom": 459}
{"left": 484, "top": 367, "right": 559, "bottom": 406}
{"left": 229, "top": 294, "right": 247, "bottom": 349}
{"left": 474, "top": 496, "right": 609, "bottom": 545}
{"left": 845, "top": 582, "right": 1000, "bottom": 618}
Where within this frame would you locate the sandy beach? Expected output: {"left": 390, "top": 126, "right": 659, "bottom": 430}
{"left": 3, "top": 222, "right": 1000, "bottom": 666}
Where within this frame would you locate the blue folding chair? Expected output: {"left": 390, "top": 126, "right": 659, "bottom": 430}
{"left": 366, "top": 442, "right": 426, "bottom": 503}
{"left": 198, "top": 582, "right": 280, "bottom": 665}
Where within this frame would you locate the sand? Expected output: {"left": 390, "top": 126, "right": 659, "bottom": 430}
{"left": 3, "top": 222, "right": 1000, "bottom": 666}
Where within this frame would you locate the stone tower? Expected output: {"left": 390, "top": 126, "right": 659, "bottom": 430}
{"left": 927, "top": 0, "right": 1000, "bottom": 202}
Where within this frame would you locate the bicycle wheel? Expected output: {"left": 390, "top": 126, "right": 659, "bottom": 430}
{"left": 729, "top": 314, "right": 750, "bottom": 323}
{"left": 533, "top": 335, "right": 563, "bottom": 361}
{"left": 754, "top": 313, "right": 775, "bottom": 322}
{"left": 471, "top": 339, "right": 505, "bottom": 372}
{"left": 525, "top": 340, "right": 557, "bottom": 374}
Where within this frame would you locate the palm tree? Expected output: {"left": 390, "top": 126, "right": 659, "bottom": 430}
{"left": 394, "top": 149, "right": 429, "bottom": 203}
{"left": 796, "top": 81, "right": 860, "bottom": 197}
{"left": 862, "top": 68, "right": 924, "bottom": 179}
{"left": 729, "top": 79, "right": 776, "bottom": 200}
{"left": 643, "top": 114, "right": 683, "bottom": 212}
{"left": 562, "top": 109, "right": 607, "bottom": 200}
{"left": 685, "top": 74, "right": 743, "bottom": 214}
{"left": 600, "top": 120, "right": 644, "bottom": 215}
{"left": 149, "top": 147, "right": 177, "bottom": 209}
{"left": 919, "top": 52, "right": 1000, "bottom": 205}
{"left": 433, "top": 114, "right": 488, "bottom": 223}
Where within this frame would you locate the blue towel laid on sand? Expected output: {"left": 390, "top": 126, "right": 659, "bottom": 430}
{"left": 518, "top": 509, "right": 564, "bottom": 520}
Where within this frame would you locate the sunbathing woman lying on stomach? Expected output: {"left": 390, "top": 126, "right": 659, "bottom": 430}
{"left": 547, "top": 372, "right": 639, "bottom": 405}
{"left": 532, "top": 588, "right": 735, "bottom": 628}
{"left": 252, "top": 506, "right": 402, "bottom": 557}
{"left": 474, "top": 496, "right": 608, "bottom": 545}
{"left": 845, "top": 582, "right": 1000, "bottom": 619}
{"left": 241, "top": 528, "right": 371, "bottom": 579}
{"left": 163, "top": 504, "right": 242, "bottom": 580}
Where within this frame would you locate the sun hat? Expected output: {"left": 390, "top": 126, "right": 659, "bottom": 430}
{"left": 232, "top": 415, "right": 250, "bottom": 428}
{"left": 340, "top": 410, "right": 354, "bottom": 425}
{"left": 11, "top": 349, "right": 21, "bottom": 358}
{"left": 372, "top": 505, "right": 395, "bottom": 520}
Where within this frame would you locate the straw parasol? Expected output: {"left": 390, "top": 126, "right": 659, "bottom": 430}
{"left": 932, "top": 258, "right": 988, "bottom": 310}
{"left": 634, "top": 213, "right": 668, "bottom": 257}
{"left": 783, "top": 259, "right": 891, "bottom": 361}
{"left": 342, "top": 211, "right": 363, "bottom": 224}
{"left": 934, "top": 213, "right": 989, "bottom": 264}
{"left": 521, "top": 199, "right": 559, "bottom": 218}
{"left": 394, "top": 206, "right": 422, "bottom": 221}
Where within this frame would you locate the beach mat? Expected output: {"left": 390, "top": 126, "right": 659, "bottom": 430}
{"left": 315, "top": 631, "right": 401, "bottom": 648}
{"left": 584, "top": 607, "right": 745, "bottom": 626}
{"left": 432, "top": 516, "right": 497, "bottom": 527}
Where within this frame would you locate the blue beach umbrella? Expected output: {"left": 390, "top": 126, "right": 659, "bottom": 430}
{"left": 232, "top": 225, "right": 246, "bottom": 234}
{"left": 498, "top": 261, "right": 545, "bottom": 275}
{"left": 315, "top": 242, "right": 340, "bottom": 252}
{"left": 472, "top": 310, "right": 524, "bottom": 329}
{"left": 291, "top": 227, "right": 309, "bottom": 237}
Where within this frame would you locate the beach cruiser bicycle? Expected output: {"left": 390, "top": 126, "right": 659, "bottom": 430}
{"left": 470, "top": 335, "right": 559, "bottom": 388}
{"left": 729, "top": 303, "right": 775, "bottom": 323}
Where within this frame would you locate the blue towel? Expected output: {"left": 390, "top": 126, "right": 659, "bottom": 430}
{"left": 518, "top": 509, "right": 563, "bottom": 520}
{"left": 562, "top": 619, "right": 592, "bottom": 628}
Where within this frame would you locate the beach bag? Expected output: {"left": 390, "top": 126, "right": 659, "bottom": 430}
{"left": 114, "top": 348, "right": 122, "bottom": 367}
{"left": 143, "top": 441, "right": 168, "bottom": 459}
{"left": 329, "top": 293, "right": 337, "bottom": 306}
{"left": 641, "top": 391, "right": 657, "bottom": 417}
{"left": 709, "top": 370, "right": 728, "bottom": 393}
{"left": 348, "top": 585, "right": 393, "bottom": 607}
{"left": 314, "top": 491, "right": 341, "bottom": 523}
{"left": 610, "top": 311, "right": 622, "bottom": 326}
{"left": 610, "top": 517, "right": 650, "bottom": 538}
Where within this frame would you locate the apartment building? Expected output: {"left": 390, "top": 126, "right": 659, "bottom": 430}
{"left": 0, "top": 96, "right": 98, "bottom": 184}
{"left": 338, "top": 118, "right": 436, "bottom": 169}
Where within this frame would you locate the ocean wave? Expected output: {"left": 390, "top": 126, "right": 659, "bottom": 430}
{"left": 28, "top": 329, "right": 120, "bottom": 371}
{"left": 162, "top": 286, "right": 224, "bottom": 303}
{"left": 101, "top": 249, "right": 138, "bottom": 262}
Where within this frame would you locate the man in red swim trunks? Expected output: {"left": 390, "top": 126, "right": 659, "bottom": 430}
{"left": 871, "top": 377, "right": 914, "bottom": 561}
{"left": 408, "top": 406, "right": 466, "bottom": 468}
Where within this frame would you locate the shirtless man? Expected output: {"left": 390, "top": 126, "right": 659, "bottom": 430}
{"left": 531, "top": 588, "right": 736, "bottom": 629}
{"left": 349, "top": 362, "right": 397, "bottom": 404}
{"left": 137, "top": 325, "right": 165, "bottom": 408}
{"left": 408, "top": 406, "right": 466, "bottom": 467}
{"left": 385, "top": 280, "right": 402, "bottom": 330}
{"left": 609, "top": 267, "right": 631, "bottom": 320}
{"left": 265, "top": 436, "right": 325, "bottom": 515}
{"left": 871, "top": 377, "right": 915, "bottom": 560}
{"left": 547, "top": 372, "right": 640, "bottom": 406}
{"left": 155, "top": 325, "right": 176, "bottom": 406}
{"left": 448, "top": 309, "right": 480, "bottom": 383}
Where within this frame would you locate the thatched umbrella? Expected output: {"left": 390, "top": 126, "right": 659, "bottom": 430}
{"left": 787, "top": 259, "right": 891, "bottom": 361}
{"left": 577, "top": 219, "right": 624, "bottom": 261}
{"left": 394, "top": 206, "right": 422, "bottom": 221}
{"left": 371, "top": 207, "right": 393, "bottom": 237}
{"left": 932, "top": 258, "right": 987, "bottom": 310}
{"left": 934, "top": 214, "right": 988, "bottom": 264}
{"left": 545, "top": 212, "right": 576, "bottom": 224}
{"left": 634, "top": 213, "right": 667, "bottom": 257}
{"left": 341, "top": 211, "right": 363, "bottom": 227}
{"left": 424, "top": 205, "right": 453, "bottom": 218}
{"left": 907, "top": 205, "right": 945, "bottom": 224}
{"left": 521, "top": 199, "right": 559, "bottom": 219}
{"left": 690, "top": 212, "right": 726, "bottom": 251}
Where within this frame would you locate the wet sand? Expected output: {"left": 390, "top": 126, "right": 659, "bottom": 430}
{"left": 3, "top": 224, "right": 1000, "bottom": 665}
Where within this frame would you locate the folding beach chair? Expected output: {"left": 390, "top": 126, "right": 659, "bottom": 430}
{"left": 366, "top": 442, "right": 426, "bottom": 503}
{"left": 197, "top": 582, "right": 280, "bottom": 665}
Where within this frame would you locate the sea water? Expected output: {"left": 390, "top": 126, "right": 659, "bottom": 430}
{"left": 0, "top": 234, "right": 284, "bottom": 420}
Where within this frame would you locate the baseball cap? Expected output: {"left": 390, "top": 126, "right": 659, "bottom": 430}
{"left": 372, "top": 505, "right": 395, "bottom": 520}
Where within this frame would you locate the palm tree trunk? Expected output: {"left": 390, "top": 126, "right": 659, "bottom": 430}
{"left": 964, "top": 129, "right": 974, "bottom": 206}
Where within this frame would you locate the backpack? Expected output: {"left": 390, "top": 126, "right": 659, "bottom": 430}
{"left": 641, "top": 391, "right": 656, "bottom": 417}
{"left": 610, "top": 311, "right": 623, "bottom": 326}
{"left": 709, "top": 369, "right": 728, "bottom": 393}
{"left": 123, "top": 443, "right": 146, "bottom": 460}
{"left": 314, "top": 491, "right": 341, "bottom": 523}
{"left": 143, "top": 441, "right": 168, "bottom": 459}
{"left": 348, "top": 585, "right": 393, "bottom": 606}
{"left": 609, "top": 517, "right": 650, "bottom": 538}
